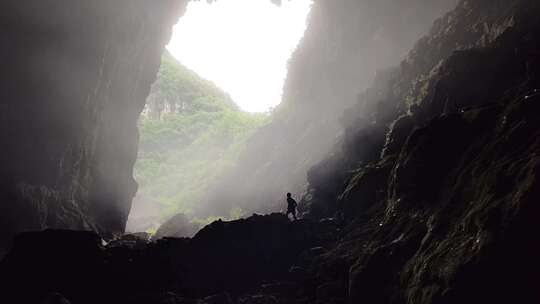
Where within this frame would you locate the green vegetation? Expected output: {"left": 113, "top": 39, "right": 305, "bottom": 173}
{"left": 135, "top": 52, "right": 269, "bottom": 224}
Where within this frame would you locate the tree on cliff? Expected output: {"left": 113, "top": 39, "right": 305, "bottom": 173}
{"left": 131, "top": 53, "right": 269, "bottom": 232}
{"left": 146, "top": 51, "right": 238, "bottom": 120}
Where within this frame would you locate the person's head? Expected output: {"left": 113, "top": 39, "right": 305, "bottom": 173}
{"left": 287, "top": 192, "right": 291, "bottom": 198}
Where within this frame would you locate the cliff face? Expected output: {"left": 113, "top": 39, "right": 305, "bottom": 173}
{"left": 302, "top": 0, "right": 540, "bottom": 303}
{"left": 302, "top": 0, "right": 533, "bottom": 217}
{"left": 0, "top": 0, "right": 185, "bottom": 248}
{"left": 201, "top": 0, "right": 459, "bottom": 217}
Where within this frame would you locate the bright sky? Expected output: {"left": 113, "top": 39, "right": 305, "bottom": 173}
{"left": 167, "top": 0, "right": 313, "bottom": 112}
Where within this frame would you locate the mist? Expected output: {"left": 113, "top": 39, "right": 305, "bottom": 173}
{"left": 3, "top": 0, "right": 539, "bottom": 302}
{"left": 127, "top": 0, "right": 459, "bottom": 237}
{"left": 192, "top": 0, "right": 460, "bottom": 217}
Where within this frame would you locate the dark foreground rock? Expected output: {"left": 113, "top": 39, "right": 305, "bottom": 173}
{"left": 41, "top": 293, "right": 72, "bottom": 304}
{"left": 0, "top": 214, "right": 338, "bottom": 304}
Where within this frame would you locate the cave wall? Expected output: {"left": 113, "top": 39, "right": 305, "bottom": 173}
{"left": 302, "top": 0, "right": 531, "bottom": 218}
{"left": 0, "top": 0, "right": 186, "bottom": 248}
{"left": 201, "top": 0, "right": 459, "bottom": 216}
{"left": 301, "top": 0, "right": 540, "bottom": 302}
{"left": 0, "top": 0, "right": 538, "bottom": 302}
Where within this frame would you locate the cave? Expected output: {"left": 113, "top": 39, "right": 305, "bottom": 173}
{"left": 126, "top": 0, "right": 313, "bottom": 235}
{"left": 0, "top": 0, "right": 539, "bottom": 303}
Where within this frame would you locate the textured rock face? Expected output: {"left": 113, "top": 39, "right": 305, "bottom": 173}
{"left": 200, "top": 0, "right": 459, "bottom": 217}
{"left": 1, "top": 1, "right": 539, "bottom": 303}
{"left": 0, "top": 0, "right": 185, "bottom": 248}
{"left": 302, "top": 0, "right": 540, "bottom": 303}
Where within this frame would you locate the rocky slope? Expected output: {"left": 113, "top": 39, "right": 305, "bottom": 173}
{"left": 0, "top": 214, "right": 340, "bottom": 304}
{"left": 0, "top": 0, "right": 186, "bottom": 250}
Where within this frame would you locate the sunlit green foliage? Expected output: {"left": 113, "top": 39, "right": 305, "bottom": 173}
{"left": 146, "top": 51, "right": 238, "bottom": 119}
{"left": 135, "top": 53, "right": 269, "bottom": 222}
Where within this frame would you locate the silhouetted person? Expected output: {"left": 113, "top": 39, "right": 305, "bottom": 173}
{"left": 286, "top": 193, "right": 298, "bottom": 220}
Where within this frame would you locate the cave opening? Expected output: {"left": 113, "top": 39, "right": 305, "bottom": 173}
{"left": 4, "top": 1, "right": 540, "bottom": 302}
{"left": 126, "top": 0, "right": 313, "bottom": 235}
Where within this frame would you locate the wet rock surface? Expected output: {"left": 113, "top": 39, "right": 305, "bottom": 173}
{"left": 300, "top": 0, "right": 540, "bottom": 303}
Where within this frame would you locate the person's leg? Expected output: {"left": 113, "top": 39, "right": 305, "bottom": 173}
{"left": 292, "top": 210, "right": 297, "bottom": 220}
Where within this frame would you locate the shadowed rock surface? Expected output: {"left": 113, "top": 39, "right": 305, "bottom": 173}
{"left": 0, "top": 0, "right": 186, "bottom": 250}
{"left": 0, "top": 214, "right": 339, "bottom": 304}
{"left": 299, "top": 0, "right": 540, "bottom": 303}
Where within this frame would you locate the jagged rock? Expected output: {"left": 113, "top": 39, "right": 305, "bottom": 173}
{"left": 338, "top": 156, "right": 395, "bottom": 222}
{"left": 0, "top": 214, "right": 335, "bottom": 302}
{"left": 381, "top": 115, "right": 416, "bottom": 158}
{"left": 175, "top": 214, "right": 331, "bottom": 297}
{"left": 344, "top": 93, "right": 540, "bottom": 303}
{"left": 301, "top": 1, "right": 540, "bottom": 304}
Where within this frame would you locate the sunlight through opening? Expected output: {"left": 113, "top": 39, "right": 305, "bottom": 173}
{"left": 128, "top": 0, "right": 312, "bottom": 233}
{"left": 167, "top": 0, "right": 313, "bottom": 112}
